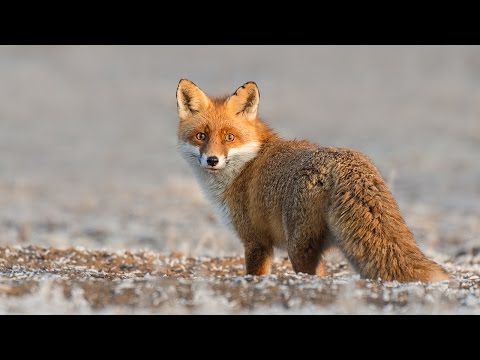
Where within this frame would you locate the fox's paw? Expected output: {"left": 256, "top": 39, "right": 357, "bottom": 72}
{"left": 316, "top": 261, "right": 330, "bottom": 277}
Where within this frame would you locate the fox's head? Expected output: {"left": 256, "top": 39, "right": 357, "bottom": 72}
{"left": 176, "top": 79, "right": 274, "bottom": 175}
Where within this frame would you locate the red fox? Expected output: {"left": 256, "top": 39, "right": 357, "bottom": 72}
{"left": 176, "top": 79, "right": 449, "bottom": 282}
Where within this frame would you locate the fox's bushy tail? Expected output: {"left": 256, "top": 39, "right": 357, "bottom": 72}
{"left": 327, "top": 154, "right": 449, "bottom": 282}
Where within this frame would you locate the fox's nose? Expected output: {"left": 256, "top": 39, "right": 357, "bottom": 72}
{"left": 206, "top": 156, "right": 219, "bottom": 167}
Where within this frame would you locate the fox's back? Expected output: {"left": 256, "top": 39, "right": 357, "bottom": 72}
{"left": 224, "top": 140, "right": 375, "bottom": 246}
{"left": 227, "top": 140, "right": 378, "bottom": 210}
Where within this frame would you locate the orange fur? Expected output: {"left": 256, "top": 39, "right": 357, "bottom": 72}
{"left": 176, "top": 79, "right": 450, "bottom": 282}
{"left": 317, "top": 261, "right": 329, "bottom": 277}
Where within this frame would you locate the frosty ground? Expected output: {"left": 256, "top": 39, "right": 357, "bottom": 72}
{"left": 1, "top": 245, "right": 479, "bottom": 314}
{"left": 1, "top": 46, "right": 479, "bottom": 314}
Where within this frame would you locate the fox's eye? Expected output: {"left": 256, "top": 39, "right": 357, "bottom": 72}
{"left": 196, "top": 133, "right": 206, "bottom": 141}
{"left": 226, "top": 134, "right": 235, "bottom": 142}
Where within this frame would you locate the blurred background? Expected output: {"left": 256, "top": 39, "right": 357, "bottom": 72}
{"left": 0, "top": 45, "right": 479, "bottom": 256}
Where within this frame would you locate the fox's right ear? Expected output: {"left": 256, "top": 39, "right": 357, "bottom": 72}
{"left": 176, "top": 79, "right": 210, "bottom": 118}
{"left": 226, "top": 82, "right": 260, "bottom": 120}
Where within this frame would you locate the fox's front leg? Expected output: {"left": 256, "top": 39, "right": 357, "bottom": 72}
{"left": 244, "top": 242, "right": 273, "bottom": 276}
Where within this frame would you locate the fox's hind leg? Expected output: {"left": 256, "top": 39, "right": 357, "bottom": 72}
{"left": 285, "top": 223, "right": 331, "bottom": 275}
{"left": 317, "top": 260, "right": 329, "bottom": 277}
{"left": 286, "top": 238, "right": 326, "bottom": 275}
{"left": 283, "top": 194, "right": 332, "bottom": 275}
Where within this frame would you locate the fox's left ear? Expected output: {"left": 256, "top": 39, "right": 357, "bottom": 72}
{"left": 226, "top": 82, "right": 260, "bottom": 120}
{"left": 176, "top": 79, "right": 210, "bottom": 119}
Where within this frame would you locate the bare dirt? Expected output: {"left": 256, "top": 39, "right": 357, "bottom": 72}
{"left": 0, "top": 246, "right": 479, "bottom": 314}
{"left": 1, "top": 46, "right": 479, "bottom": 314}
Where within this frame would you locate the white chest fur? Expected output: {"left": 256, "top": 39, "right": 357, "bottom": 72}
{"left": 193, "top": 170, "right": 234, "bottom": 228}
{"left": 178, "top": 141, "right": 260, "bottom": 229}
